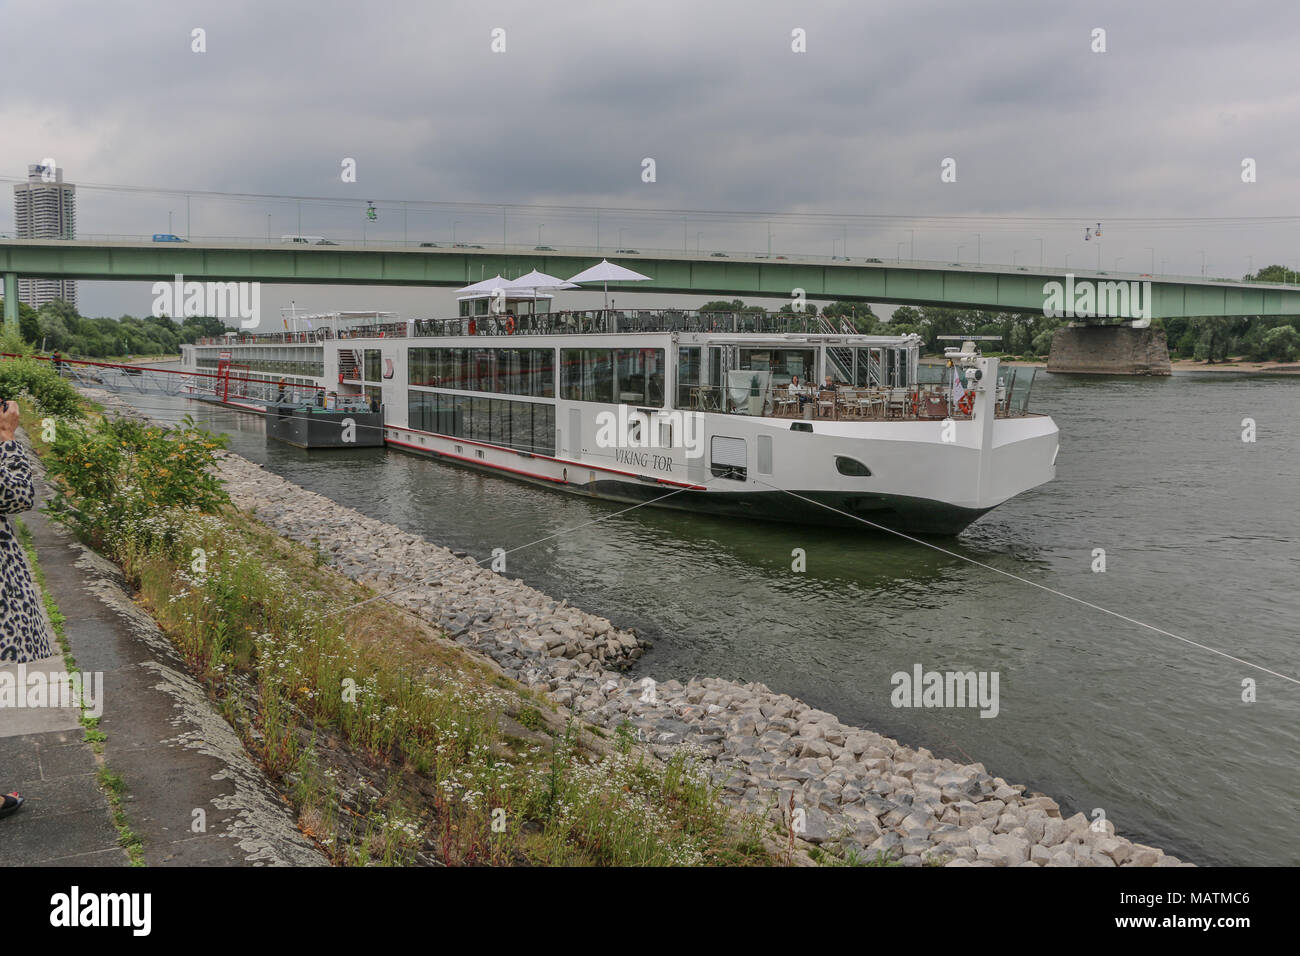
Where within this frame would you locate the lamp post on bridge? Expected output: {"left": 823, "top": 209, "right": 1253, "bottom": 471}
{"left": 1034, "top": 237, "right": 1044, "bottom": 269}
{"left": 897, "top": 242, "right": 904, "bottom": 262}
{"left": 1145, "top": 247, "right": 1155, "bottom": 274}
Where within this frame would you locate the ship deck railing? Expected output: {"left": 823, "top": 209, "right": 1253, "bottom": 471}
{"left": 195, "top": 309, "right": 893, "bottom": 345}
{"left": 682, "top": 377, "right": 1038, "bottom": 422}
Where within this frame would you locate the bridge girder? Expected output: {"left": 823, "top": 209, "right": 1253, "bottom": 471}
{"left": 3, "top": 239, "right": 1299, "bottom": 326}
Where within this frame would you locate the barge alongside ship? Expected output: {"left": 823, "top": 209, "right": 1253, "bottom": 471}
{"left": 180, "top": 306, "right": 1059, "bottom": 535}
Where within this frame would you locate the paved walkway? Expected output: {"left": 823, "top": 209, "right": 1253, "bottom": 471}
{"left": 1, "top": 460, "right": 324, "bottom": 866}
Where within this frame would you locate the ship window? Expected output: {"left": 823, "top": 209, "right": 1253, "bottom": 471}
{"left": 560, "top": 349, "right": 614, "bottom": 403}
{"left": 676, "top": 347, "right": 701, "bottom": 407}
{"left": 835, "top": 456, "right": 872, "bottom": 477}
{"left": 757, "top": 434, "right": 773, "bottom": 475}
{"left": 614, "top": 348, "right": 665, "bottom": 408}
{"left": 710, "top": 435, "right": 747, "bottom": 481}
{"left": 790, "top": 422, "right": 813, "bottom": 433}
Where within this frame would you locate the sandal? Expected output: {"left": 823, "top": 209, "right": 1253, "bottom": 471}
{"left": 0, "top": 792, "right": 24, "bottom": 819}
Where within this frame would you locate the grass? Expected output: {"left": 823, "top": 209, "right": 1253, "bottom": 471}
{"left": 125, "top": 507, "right": 774, "bottom": 865}
{"left": 19, "top": 395, "right": 780, "bottom": 867}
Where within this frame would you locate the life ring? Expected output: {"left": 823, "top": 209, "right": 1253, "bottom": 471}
{"left": 505, "top": 316, "right": 516, "bottom": 335}
{"left": 958, "top": 391, "right": 975, "bottom": 415}
{"left": 468, "top": 319, "right": 477, "bottom": 336}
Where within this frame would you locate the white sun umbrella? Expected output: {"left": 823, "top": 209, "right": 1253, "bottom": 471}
{"left": 456, "top": 274, "right": 511, "bottom": 294}
{"left": 504, "top": 269, "right": 579, "bottom": 314}
{"left": 566, "top": 259, "right": 653, "bottom": 310}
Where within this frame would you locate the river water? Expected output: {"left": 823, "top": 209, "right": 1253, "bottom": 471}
{"left": 118, "top": 370, "right": 1300, "bottom": 865}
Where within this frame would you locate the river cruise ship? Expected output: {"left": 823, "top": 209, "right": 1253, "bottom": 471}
{"left": 180, "top": 305, "right": 1059, "bottom": 535}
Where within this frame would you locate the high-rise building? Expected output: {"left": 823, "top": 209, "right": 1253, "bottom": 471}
{"left": 13, "top": 163, "right": 77, "bottom": 309}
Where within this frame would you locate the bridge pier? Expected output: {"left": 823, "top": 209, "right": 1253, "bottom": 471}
{"left": 1046, "top": 324, "right": 1171, "bottom": 376}
{"left": 3, "top": 273, "right": 16, "bottom": 330}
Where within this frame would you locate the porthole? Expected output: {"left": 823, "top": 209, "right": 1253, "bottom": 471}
{"left": 835, "top": 456, "right": 872, "bottom": 477}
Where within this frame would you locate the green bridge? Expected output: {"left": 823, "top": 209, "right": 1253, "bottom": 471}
{"left": 5, "top": 237, "right": 1299, "bottom": 374}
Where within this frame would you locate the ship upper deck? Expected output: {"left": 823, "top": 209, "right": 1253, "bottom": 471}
{"left": 189, "top": 307, "right": 918, "bottom": 347}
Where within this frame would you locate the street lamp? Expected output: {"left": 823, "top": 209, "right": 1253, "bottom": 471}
{"left": 266, "top": 214, "right": 271, "bottom": 241}
{"left": 1198, "top": 250, "right": 1206, "bottom": 277}
{"left": 1012, "top": 249, "right": 1019, "bottom": 267}
{"left": 767, "top": 221, "right": 772, "bottom": 258}
{"left": 453, "top": 220, "right": 462, "bottom": 243}
{"left": 1145, "top": 247, "right": 1155, "bottom": 273}
{"left": 538, "top": 224, "right": 545, "bottom": 245}
{"left": 696, "top": 232, "right": 702, "bottom": 253}
{"left": 897, "top": 242, "right": 904, "bottom": 262}
{"left": 956, "top": 244, "right": 965, "bottom": 262}
{"left": 1034, "top": 237, "right": 1044, "bottom": 269}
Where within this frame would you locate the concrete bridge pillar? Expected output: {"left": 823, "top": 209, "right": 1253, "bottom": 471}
{"left": 3, "top": 273, "right": 16, "bottom": 330}
{"left": 1046, "top": 324, "right": 1171, "bottom": 376}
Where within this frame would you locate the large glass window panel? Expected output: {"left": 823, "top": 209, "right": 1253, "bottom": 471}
{"left": 676, "top": 347, "right": 701, "bottom": 407}
{"left": 517, "top": 401, "right": 535, "bottom": 451}
{"left": 560, "top": 349, "right": 582, "bottom": 400}
{"left": 535, "top": 349, "right": 555, "bottom": 397}
{"left": 585, "top": 350, "right": 614, "bottom": 403}
{"left": 491, "top": 399, "right": 508, "bottom": 446}
{"left": 407, "top": 390, "right": 422, "bottom": 431}
{"left": 534, "top": 404, "right": 555, "bottom": 456}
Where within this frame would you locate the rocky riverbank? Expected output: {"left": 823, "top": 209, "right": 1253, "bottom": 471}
{"left": 86, "top": 388, "right": 1192, "bottom": 867}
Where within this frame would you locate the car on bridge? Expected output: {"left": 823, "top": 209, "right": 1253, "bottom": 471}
{"left": 152, "top": 234, "right": 187, "bottom": 242}
{"left": 710, "top": 251, "right": 728, "bottom": 257}
{"left": 535, "top": 245, "right": 556, "bottom": 251}
{"left": 616, "top": 248, "right": 639, "bottom": 254}
{"left": 419, "top": 242, "right": 439, "bottom": 248}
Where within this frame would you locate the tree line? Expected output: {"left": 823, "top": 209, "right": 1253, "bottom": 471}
{"left": 0, "top": 298, "right": 226, "bottom": 358}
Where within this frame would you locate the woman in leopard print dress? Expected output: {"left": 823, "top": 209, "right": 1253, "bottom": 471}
{"left": 0, "top": 399, "right": 53, "bottom": 663}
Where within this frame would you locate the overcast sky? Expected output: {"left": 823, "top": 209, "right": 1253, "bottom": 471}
{"left": 4, "top": 0, "right": 1299, "bottom": 323}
